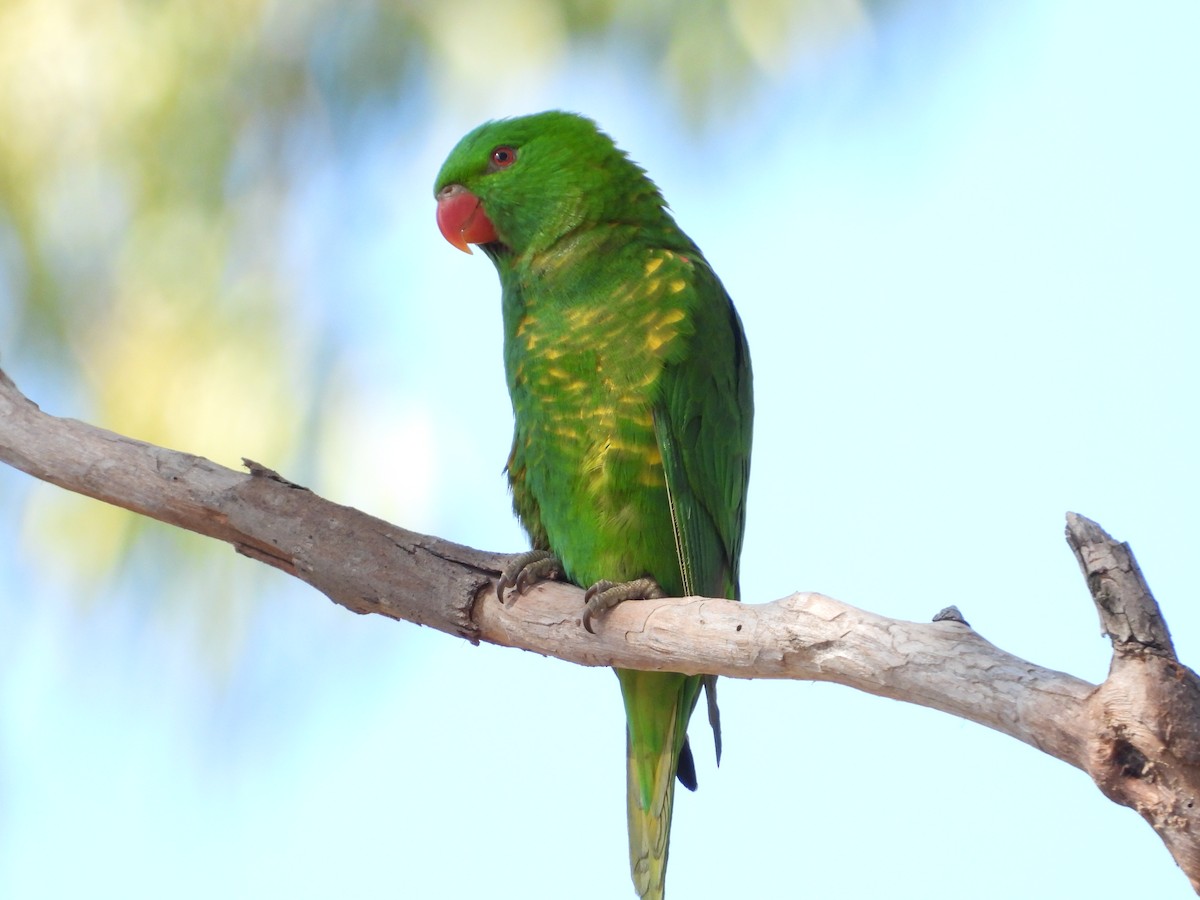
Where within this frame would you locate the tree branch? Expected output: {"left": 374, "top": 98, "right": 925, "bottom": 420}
{"left": 1065, "top": 513, "right": 1200, "bottom": 888}
{"left": 2, "top": 366, "right": 1198, "bottom": 891}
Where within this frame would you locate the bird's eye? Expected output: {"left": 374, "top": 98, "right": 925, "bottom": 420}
{"left": 490, "top": 146, "right": 517, "bottom": 170}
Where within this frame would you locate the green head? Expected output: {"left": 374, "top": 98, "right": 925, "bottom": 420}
{"left": 434, "top": 111, "right": 671, "bottom": 259}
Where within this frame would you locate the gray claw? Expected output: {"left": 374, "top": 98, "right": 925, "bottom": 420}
{"left": 497, "top": 549, "right": 562, "bottom": 603}
{"left": 581, "top": 577, "right": 666, "bottom": 633}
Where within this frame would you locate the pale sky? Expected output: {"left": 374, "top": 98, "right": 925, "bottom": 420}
{"left": 2, "top": 1, "right": 1198, "bottom": 898}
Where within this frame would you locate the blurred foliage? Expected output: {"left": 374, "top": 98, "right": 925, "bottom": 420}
{"left": 0, "top": 0, "right": 880, "bottom": 655}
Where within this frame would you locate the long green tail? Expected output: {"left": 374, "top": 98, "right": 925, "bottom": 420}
{"left": 618, "top": 668, "right": 703, "bottom": 900}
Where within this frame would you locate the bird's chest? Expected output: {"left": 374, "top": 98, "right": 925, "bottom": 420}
{"left": 498, "top": 268, "right": 693, "bottom": 584}
{"left": 504, "top": 310, "right": 676, "bottom": 585}
{"left": 506, "top": 302, "right": 663, "bottom": 494}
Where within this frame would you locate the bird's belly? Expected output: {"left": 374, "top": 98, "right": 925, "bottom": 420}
{"left": 519, "top": 417, "right": 683, "bottom": 595}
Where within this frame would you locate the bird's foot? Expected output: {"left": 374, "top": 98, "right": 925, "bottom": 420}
{"left": 581, "top": 577, "right": 666, "bottom": 634}
{"left": 496, "top": 549, "right": 563, "bottom": 603}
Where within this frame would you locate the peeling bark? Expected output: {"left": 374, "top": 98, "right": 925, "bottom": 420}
{"left": 1068, "top": 514, "right": 1200, "bottom": 890}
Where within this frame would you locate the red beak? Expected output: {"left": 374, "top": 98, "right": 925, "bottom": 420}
{"left": 436, "top": 184, "right": 498, "bottom": 254}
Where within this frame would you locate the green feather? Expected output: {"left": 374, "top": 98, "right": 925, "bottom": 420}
{"left": 436, "top": 111, "right": 753, "bottom": 900}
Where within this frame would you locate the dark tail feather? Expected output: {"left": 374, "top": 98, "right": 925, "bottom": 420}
{"left": 676, "top": 738, "right": 697, "bottom": 791}
{"left": 703, "top": 674, "right": 722, "bottom": 765}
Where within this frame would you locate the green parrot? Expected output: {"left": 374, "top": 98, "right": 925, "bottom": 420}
{"left": 434, "top": 111, "right": 752, "bottom": 899}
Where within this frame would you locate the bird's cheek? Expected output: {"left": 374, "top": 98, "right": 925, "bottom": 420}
{"left": 436, "top": 185, "right": 499, "bottom": 254}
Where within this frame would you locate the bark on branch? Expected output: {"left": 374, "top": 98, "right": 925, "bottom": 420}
{"left": 1, "top": 367, "right": 1198, "bottom": 890}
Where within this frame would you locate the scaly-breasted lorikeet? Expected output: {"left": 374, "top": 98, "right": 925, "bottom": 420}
{"left": 434, "top": 111, "right": 753, "bottom": 899}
